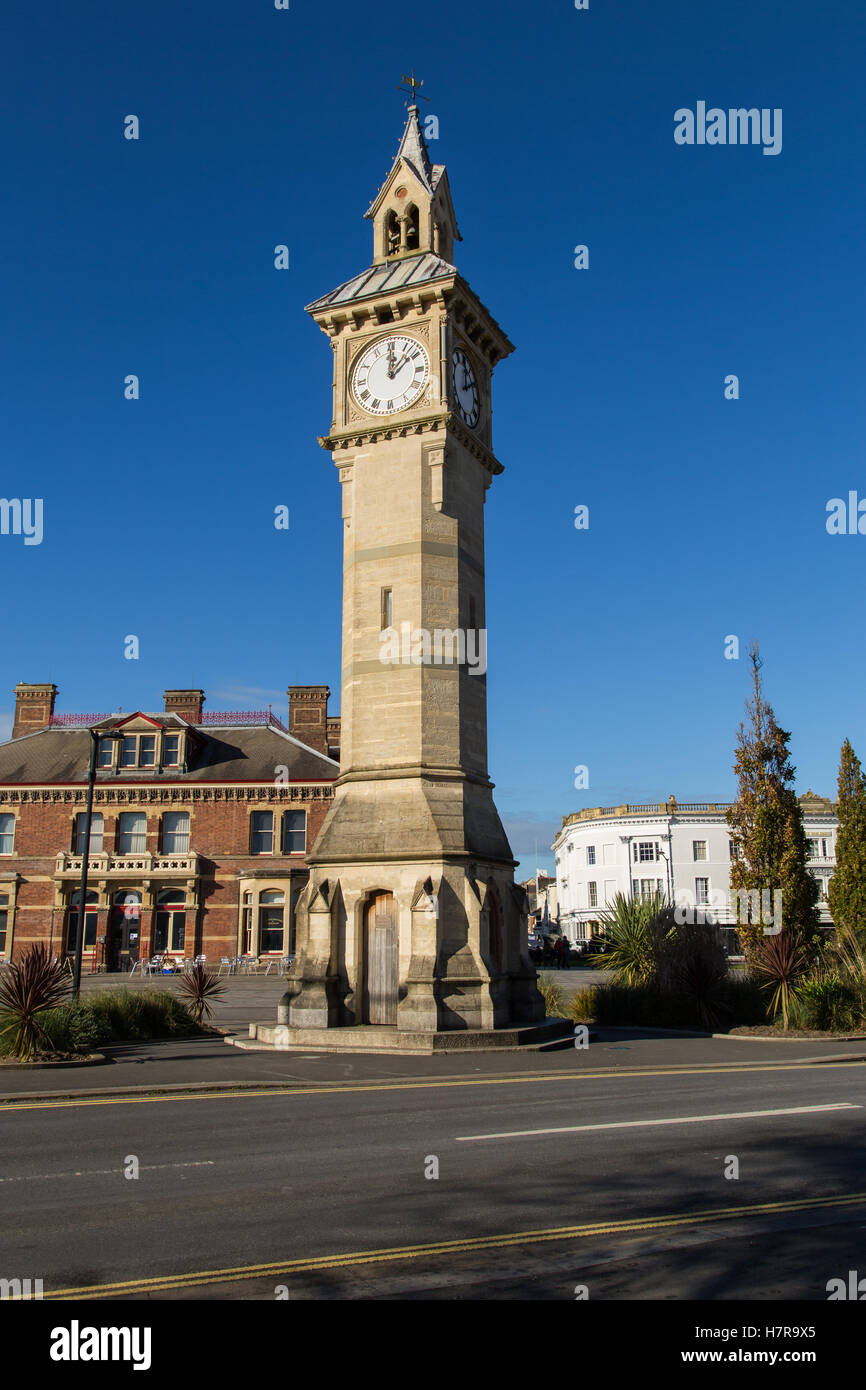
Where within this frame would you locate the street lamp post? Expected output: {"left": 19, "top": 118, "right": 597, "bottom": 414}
{"left": 72, "top": 727, "right": 121, "bottom": 1002}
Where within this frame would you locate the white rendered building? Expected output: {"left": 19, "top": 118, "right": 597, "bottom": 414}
{"left": 553, "top": 793, "right": 836, "bottom": 941}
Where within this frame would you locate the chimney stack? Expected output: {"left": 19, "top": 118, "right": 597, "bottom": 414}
{"left": 326, "top": 716, "right": 341, "bottom": 761}
{"left": 164, "top": 689, "right": 205, "bottom": 723}
{"left": 288, "top": 686, "right": 330, "bottom": 756}
{"left": 12, "top": 683, "right": 58, "bottom": 739}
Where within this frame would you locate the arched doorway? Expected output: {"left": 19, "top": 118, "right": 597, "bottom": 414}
{"left": 364, "top": 892, "right": 398, "bottom": 1025}
{"left": 109, "top": 890, "right": 142, "bottom": 972}
{"left": 66, "top": 890, "right": 98, "bottom": 961}
{"left": 153, "top": 890, "right": 186, "bottom": 957}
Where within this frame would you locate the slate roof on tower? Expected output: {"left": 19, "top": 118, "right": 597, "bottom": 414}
{"left": 304, "top": 251, "right": 457, "bottom": 312}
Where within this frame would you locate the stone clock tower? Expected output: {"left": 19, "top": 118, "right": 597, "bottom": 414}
{"left": 284, "top": 100, "right": 544, "bottom": 1038}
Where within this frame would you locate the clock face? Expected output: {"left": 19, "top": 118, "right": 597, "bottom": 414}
{"left": 351, "top": 335, "right": 430, "bottom": 416}
{"left": 452, "top": 347, "right": 480, "bottom": 427}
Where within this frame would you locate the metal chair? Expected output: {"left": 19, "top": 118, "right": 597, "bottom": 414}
{"left": 217, "top": 956, "right": 235, "bottom": 976}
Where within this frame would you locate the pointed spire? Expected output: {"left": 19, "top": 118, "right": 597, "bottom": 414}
{"left": 367, "top": 105, "right": 434, "bottom": 216}
{"left": 394, "top": 105, "right": 434, "bottom": 191}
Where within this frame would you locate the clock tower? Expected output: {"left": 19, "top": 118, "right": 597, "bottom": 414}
{"left": 285, "top": 98, "right": 544, "bottom": 1036}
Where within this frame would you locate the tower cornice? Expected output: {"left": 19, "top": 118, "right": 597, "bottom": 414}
{"left": 317, "top": 411, "right": 505, "bottom": 476}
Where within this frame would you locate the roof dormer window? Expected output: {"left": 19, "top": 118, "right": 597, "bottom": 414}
{"left": 120, "top": 733, "right": 158, "bottom": 769}
{"left": 163, "top": 733, "right": 181, "bottom": 767}
{"left": 97, "top": 737, "right": 116, "bottom": 768}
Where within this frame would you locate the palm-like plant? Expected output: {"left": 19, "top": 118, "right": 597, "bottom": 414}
{"left": 175, "top": 962, "right": 226, "bottom": 1024}
{"left": 749, "top": 929, "right": 810, "bottom": 1030}
{"left": 656, "top": 922, "right": 730, "bottom": 1029}
{"left": 589, "top": 892, "right": 674, "bottom": 985}
{"left": 0, "top": 945, "right": 72, "bottom": 1058}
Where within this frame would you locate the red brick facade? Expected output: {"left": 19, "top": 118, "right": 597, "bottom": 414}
{"left": 0, "top": 687, "right": 339, "bottom": 971}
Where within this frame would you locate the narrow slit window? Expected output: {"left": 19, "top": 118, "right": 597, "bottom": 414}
{"left": 381, "top": 588, "right": 393, "bottom": 631}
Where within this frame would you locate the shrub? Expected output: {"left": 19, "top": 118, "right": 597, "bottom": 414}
{"left": 78, "top": 989, "right": 197, "bottom": 1040}
{"left": 656, "top": 923, "right": 731, "bottom": 1030}
{"left": 720, "top": 974, "right": 767, "bottom": 1026}
{"left": 581, "top": 972, "right": 767, "bottom": 1031}
{"left": 0, "top": 989, "right": 201, "bottom": 1058}
{"left": 39, "top": 1003, "right": 111, "bottom": 1052}
{"left": 569, "top": 987, "right": 596, "bottom": 1022}
{"left": 537, "top": 974, "right": 565, "bottom": 1018}
{"left": 827, "top": 933, "right": 866, "bottom": 1027}
{"left": 791, "top": 976, "right": 858, "bottom": 1032}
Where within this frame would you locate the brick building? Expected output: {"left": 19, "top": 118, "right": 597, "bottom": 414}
{"left": 0, "top": 683, "right": 339, "bottom": 969}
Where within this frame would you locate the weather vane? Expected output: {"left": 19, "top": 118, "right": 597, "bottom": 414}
{"left": 397, "top": 70, "right": 430, "bottom": 106}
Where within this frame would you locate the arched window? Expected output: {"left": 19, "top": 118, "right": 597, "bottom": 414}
{"left": 385, "top": 210, "right": 401, "bottom": 257}
{"left": 259, "top": 890, "right": 285, "bottom": 954}
{"left": 154, "top": 889, "right": 186, "bottom": 953}
{"left": 66, "top": 890, "right": 98, "bottom": 953}
{"left": 405, "top": 205, "right": 419, "bottom": 251}
{"left": 110, "top": 889, "right": 143, "bottom": 971}
{"left": 114, "top": 888, "right": 142, "bottom": 915}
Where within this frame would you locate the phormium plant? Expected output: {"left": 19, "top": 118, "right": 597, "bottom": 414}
{"left": 0, "top": 945, "right": 72, "bottom": 1059}
{"left": 175, "top": 962, "right": 226, "bottom": 1024}
{"left": 749, "top": 929, "right": 811, "bottom": 1030}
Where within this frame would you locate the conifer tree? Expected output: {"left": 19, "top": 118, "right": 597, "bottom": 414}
{"left": 827, "top": 739, "right": 866, "bottom": 943}
{"left": 726, "top": 645, "right": 821, "bottom": 956}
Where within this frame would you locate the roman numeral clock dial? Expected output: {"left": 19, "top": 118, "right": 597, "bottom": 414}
{"left": 351, "top": 335, "right": 430, "bottom": 415}
{"left": 452, "top": 346, "right": 480, "bottom": 427}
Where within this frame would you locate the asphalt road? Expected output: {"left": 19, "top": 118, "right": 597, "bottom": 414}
{"left": 2, "top": 1043, "right": 865, "bottom": 1300}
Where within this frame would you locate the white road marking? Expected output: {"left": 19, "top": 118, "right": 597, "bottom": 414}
{"left": 456, "top": 1103, "right": 861, "bottom": 1142}
{"left": 0, "top": 1160, "right": 215, "bottom": 1183}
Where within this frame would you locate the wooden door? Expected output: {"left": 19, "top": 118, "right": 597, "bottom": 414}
{"left": 366, "top": 892, "right": 398, "bottom": 1025}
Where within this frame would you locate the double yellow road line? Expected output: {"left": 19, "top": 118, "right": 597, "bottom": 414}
{"left": 42, "top": 1190, "right": 866, "bottom": 1298}
{"left": 2, "top": 1058, "right": 863, "bottom": 1113}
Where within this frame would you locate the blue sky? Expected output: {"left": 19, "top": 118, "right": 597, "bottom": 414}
{"left": 2, "top": 0, "right": 864, "bottom": 872}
